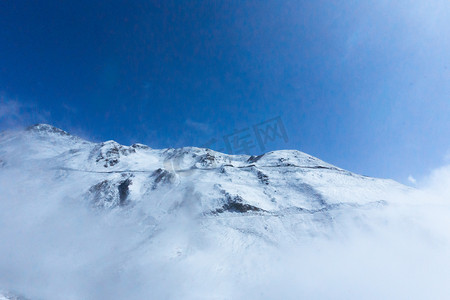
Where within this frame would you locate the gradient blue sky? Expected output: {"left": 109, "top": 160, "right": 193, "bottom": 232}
{"left": 1, "top": 1, "right": 449, "bottom": 183}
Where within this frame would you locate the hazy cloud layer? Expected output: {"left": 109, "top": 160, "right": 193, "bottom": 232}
{"left": 0, "top": 153, "right": 449, "bottom": 300}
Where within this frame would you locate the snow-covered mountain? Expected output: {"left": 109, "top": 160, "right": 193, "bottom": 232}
{"left": 0, "top": 124, "right": 410, "bottom": 239}
{"left": 0, "top": 124, "right": 448, "bottom": 300}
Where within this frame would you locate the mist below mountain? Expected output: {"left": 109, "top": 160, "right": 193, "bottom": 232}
{"left": 0, "top": 125, "right": 449, "bottom": 300}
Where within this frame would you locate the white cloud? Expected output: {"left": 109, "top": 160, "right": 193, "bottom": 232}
{"left": 420, "top": 164, "right": 450, "bottom": 197}
{"left": 407, "top": 175, "right": 416, "bottom": 184}
{"left": 0, "top": 95, "right": 50, "bottom": 130}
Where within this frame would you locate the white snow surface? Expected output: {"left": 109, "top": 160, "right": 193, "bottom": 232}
{"left": 0, "top": 124, "right": 449, "bottom": 300}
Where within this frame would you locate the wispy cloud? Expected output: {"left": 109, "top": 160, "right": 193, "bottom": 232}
{"left": 0, "top": 94, "right": 50, "bottom": 131}
{"left": 0, "top": 98, "right": 20, "bottom": 119}
{"left": 407, "top": 175, "right": 417, "bottom": 184}
{"left": 184, "top": 119, "right": 213, "bottom": 135}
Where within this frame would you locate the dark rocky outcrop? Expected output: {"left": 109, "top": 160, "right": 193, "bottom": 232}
{"left": 247, "top": 154, "right": 264, "bottom": 163}
{"left": 87, "top": 175, "right": 133, "bottom": 208}
{"left": 91, "top": 141, "right": 136, "bottom": 167}
{"left": 212, "top": 194, "right": 265, "bottom": 214}
{"left": 152, "top": 168, "right": 175, "bottom": 189}
{"left": 257, "top": 170, "right": 269, "bottom": 185}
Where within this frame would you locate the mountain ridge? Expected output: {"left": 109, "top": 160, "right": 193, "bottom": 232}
{"left": 3, "top": 124, "right": 444, "bottom": 300}
{"left": 0, "top": 124, "right": 408, "bottom": 218}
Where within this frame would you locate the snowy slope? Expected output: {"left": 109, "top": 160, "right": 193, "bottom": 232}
{"left": 3, "top": 124, "right": 448, "bottom": 300}
{"left": 0, "top": 124, "right": 410, "bottom": 237}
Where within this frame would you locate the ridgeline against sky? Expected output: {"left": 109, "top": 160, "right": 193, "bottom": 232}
{"left": 0, "top": 1, "right": 449, "bottom": 183}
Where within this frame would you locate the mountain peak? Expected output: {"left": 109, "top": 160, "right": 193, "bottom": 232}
{"left": 26, "top": 124, "right": 71, "bottom": 136}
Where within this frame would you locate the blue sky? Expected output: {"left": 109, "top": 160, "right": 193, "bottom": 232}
{"left": 1, "top": 1, "right": 449, "bottom": 183}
